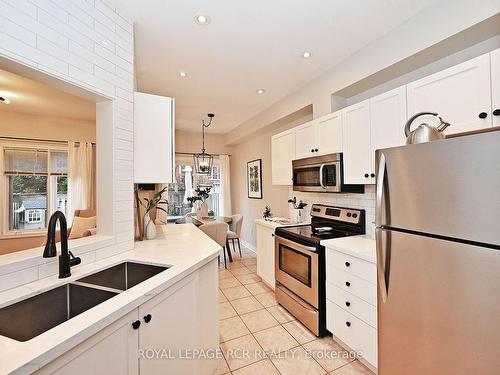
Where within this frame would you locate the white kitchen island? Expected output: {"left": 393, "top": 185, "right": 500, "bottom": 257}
{"left": 0, "top": 224, "right": 221, "bottom": 375}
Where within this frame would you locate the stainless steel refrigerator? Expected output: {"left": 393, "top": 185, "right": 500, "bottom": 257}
{"left": 375, "top": 130, "right": 500, "bottom": 375}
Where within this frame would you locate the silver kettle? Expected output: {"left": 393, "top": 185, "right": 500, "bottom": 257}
{"left": 404, "top": 112, "right": 451, "bottom": 144}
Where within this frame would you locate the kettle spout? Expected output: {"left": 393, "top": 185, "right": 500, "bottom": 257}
{"left": 437, "top": 116, "right": 451, "bottom": 132}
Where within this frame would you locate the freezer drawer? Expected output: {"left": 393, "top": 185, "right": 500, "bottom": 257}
{"left": 377, "top": 230, "right": 500, "bottom": 375}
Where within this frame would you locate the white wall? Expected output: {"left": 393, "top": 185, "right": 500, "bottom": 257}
{"left": 0, "top": 0, "right": 135, "bottom": 290}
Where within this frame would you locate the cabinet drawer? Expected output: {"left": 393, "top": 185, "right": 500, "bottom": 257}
{"left": 327, "top": 300, "right": 377, "bottom": 368}
{"left": 326, "top": 284, "right": 377, "bottom": 329}
{"left": 330, "top": 268, "right": 377, "bottom": 306}
{"left": 327, "top": 250, "right": 376, "bottom": 284}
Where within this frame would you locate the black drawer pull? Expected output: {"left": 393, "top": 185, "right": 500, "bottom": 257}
{"left": 345, "top": 281, "right": 351, "bottom": 287}
{"left": 346, "top": 321, "right": 351, "bottom": 327}
{"left": 345, "top": 261, "right": 350, "bottom": 267}
{"left": 493, "top": 109, "right": 500, "bottom": 116}
{"left": 364, "top": 173, "right": 369, "bottom": 178}
{"left": 479, "top": 112, "right": 488, "bottom": 119}
{"left": 345, "top": 301, "right": 351, "bottom": 307}
{"left": 132, "top": 320, "right": 141, "bottom": 330}
{"left": 144, "top": 314, "right": 152, "bottom": 323}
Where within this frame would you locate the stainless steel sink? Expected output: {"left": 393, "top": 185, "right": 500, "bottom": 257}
{"left": 76, "top": 262, "right": 169, "bottom": 291}
{"left": 0, "top": 284, "right": 117, "bottom": 342}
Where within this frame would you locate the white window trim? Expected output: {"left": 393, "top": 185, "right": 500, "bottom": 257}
{"left": 0, "top": 140, "right": 68, "bottom": 237}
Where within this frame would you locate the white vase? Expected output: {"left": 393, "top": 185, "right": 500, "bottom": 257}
{"left": 143, "top": 214, "right": 157, "bottom": 240}
{"left": 197, "top": 202, "right": 209, "bottom": 219}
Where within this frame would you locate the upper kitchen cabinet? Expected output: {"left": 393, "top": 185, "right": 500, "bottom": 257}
{"left": 342, "top": 100, "right": 373, "bottom": 185}
{"left": 317, "top": 110, "right": 343, "bottom": 155}
{"left": 271, "top": 129, "right": 296, "bottom": 185}
{"left": 294, "top": 119, "right": 318, "bottom": 159}
{"left": 134, "top": 92, "right": 175, "bottom": 183}
{"left": 369, "top": 86, "right": 407, "bottom": 172}
{"left": 406, "top": 53, "right": 492, "bottom": 135}
{"left": 491, "top": 48, "right": 500, "bottom": 127}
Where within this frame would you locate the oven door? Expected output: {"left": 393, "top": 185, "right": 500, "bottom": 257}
{"left": 275, "top": 236, "right": 318, "bottom": 308}
{"left": 292, "top": 162, "right": 341, "bottom": 193}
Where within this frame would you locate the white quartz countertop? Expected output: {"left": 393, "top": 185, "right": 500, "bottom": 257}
{"left": 0, "top": 224, "right": 221, "bottom": 375}
{"left": 321, "top": 235, "right": 376, "bottom": 264}
{"left": 254, "top": 218, "right": 303, "bottom": 230}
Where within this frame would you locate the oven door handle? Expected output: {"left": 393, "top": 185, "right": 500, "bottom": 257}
{"left": 319, "top": 164, "right": 325, "bottom": 189}
{"left": 275, "top": 236, "right": 317, "bottom": 253}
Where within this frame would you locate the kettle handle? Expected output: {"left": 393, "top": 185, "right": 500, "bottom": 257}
{"left": 404, "top": 112, "right": 438, "bottom": 137}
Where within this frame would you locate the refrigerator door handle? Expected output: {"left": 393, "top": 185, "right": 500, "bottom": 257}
{"left": 376, "top": 227, "right": 389, "bottom": 303}
{"left": 375, "top": 152, "right": 386, "bottom": 227}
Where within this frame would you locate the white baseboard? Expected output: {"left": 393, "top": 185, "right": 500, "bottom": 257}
{"left": 240, "top": 239, "right": 256, "bottom": 253}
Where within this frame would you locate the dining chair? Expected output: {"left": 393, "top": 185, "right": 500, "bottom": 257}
{"left": 199, "top": 221, "right": 230, "bottom": 268}
{"left": 227, "top": 214, "right": 243, "bottom": 257}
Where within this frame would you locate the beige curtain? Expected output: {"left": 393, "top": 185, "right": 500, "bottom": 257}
{"left": 219, "top": 155, "right": 232, "bottom": 216}
{"left": 68, "top": 142, "right": 95, "bottom": 224}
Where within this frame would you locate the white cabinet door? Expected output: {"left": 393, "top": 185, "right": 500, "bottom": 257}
{"left": 38, "top": 310, "right": 139, "bottom": 375}
{"left": 407, "top": 53, "right": 492, "bottom": 135}
{"left": 342, "top": 100, "right": 373, "bottom": 185}
{"left": 134, "top": 92, "right": 175, "bottom": 183}
{"left": 317, "top": 110, "right": 343, "bottom": 155}
{"left": 295, "top": 120, "right": 318, "bottom": 159}
{"left": 272, "top": 129, "right": 295, "bottom": 185}
{"left": 139, "top": 274, "right": 199, "bottom": 375}
{"left": 491, "top": 48, "right": 500, "bottom": 127}
{"left": 256, "top": 224, "right": 276, "bottom": 289}
{"left": 370, "top": 86, "right": 407, "bottom": 173}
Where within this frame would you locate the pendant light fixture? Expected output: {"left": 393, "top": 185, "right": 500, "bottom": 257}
{"left": 193, "top": 113, "right": 215, "bottom": 175}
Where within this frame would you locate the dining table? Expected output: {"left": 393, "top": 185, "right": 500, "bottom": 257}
{"left": 175, "top": 215, "right": 235, "bottom": 262}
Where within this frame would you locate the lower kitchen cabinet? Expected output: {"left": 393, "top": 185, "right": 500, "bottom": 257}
{"left": 256, "top": 221, "right": 276, "bottom": 289}
{"left": 37, "top": 259, "right": 218, "bottom": 375}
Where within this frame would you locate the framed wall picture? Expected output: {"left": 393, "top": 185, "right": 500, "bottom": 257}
{"left": 247, "top": 159, "right": 262, "bottom": 199}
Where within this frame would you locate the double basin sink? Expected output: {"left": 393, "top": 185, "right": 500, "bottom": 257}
{"left": 0, "top": 262, "right": 168, "bottom": 342}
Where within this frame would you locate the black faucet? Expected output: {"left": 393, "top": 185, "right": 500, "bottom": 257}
{"left": 43, "top": 211, "right": 81, "bottom": 278}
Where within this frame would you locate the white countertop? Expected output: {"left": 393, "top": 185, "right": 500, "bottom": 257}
{"left": 321, "top": 235, "right": 376, "bottom": 264}
{"left": 0, "top": 224, "right": 220, "bottom": 375}
{"left": 254, "top": 218, "right": 303, "bottom": 230}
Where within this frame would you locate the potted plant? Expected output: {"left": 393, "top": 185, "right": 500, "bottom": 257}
{"left": 139, "top": 186, "right": 168, "bottom": 240}
{"left": 187, "top": 187, "right": 211, "bottom": 219}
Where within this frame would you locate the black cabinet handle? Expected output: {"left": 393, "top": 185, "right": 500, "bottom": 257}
{"left": 311, "top": 148, "right": 315, "bottom": 152}
{"left": 144, "top": 314, "right": 152, "bottom": 323}
{"left": 345, "top": 301, "right": 351, "bottom": 307}
{"left": 493, "top": 109, "right": 500, "bottom": 116}
{"left": 345, "top": 281, "right": 351, "bottom": 287}
{"left": 271, "top": 233, "right": 275, "bottom": 237}
{"left": 345, "top": 261, "right": 350, "bottom": 267}
{"left": 371, "top": 173, "right": 375, "bottom": 178}
{"left": 364, "top": 173, "right": 369, "bottom": 178}
{"left": 346, "top": 321, "right": 351, "bottom": 327}
{"left": 132, "top": 320, "right": 141, "bottom": 330}
{"left": 479, "top": 112, "right": 488, "bottom": 119}
{"left": 314, "top": 148, "right": 318, "bottom": 152}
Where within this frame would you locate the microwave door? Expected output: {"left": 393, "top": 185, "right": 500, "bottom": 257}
{"left": 293, "top": 164, "right": 323, "bottom": 192}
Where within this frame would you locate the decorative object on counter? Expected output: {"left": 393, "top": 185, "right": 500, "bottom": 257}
{"left": 404, "top": 111, "right": 450, "bottom": 144}
{"left": 247, "top": 159, "right": 262, "bottom": 199}
{"left": 193, "top": 113, "right": 215, "bottom": 175}
{"left": 139, "top": 186, "right": 168, "bottom": 240}
{"left": 288, "top": 197, "right": 308, "bottom": 223}
{"left": 187, "top": 186, "right": 212, "bottom": 219}
{"left": 263, "top": 206, "right": 273, "bottom": 221}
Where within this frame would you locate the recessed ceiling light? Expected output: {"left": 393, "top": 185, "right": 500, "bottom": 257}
{"left": 179, "top": 71, "right": 188, "bottom": 77}
{"left": 302, "top": 51, "right": 312, "bottom": 59}
{"left": 194, "top": 15, "right": 210, "bottom": 25}
{"left": 256, "top": 89, "right": 266, "bottom": 94}
{"left": 0, "top": 97, "right": 10, "bottom": 104}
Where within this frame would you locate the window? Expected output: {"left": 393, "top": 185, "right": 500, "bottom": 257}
{"left": 3, "top": 147, "right": 68, "bottom": 232}
{"left": 166, "top": 160, "right": 221, "bottom": 219}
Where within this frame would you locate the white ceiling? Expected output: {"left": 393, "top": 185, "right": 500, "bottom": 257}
{"left": 0, "top": 69, "right": 95, "bottom": 121}
{"left": 121, "top": 0, "right": 438, "bottom": 134}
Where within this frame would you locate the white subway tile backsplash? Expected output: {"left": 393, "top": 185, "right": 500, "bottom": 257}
{"left": 0, "top": 267, "right": 38, "bottom": 293}
{"left": 0, "top": 15, "right": 36, "bottom": 46}
{"left": 2, "top": 0, "right": 36, "bottom": 18}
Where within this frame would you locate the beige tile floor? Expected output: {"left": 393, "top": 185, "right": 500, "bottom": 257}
{"left": 215, "top": 247, "right": 374, "bottom": 375}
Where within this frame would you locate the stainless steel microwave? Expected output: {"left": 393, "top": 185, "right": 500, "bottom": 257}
{"left": 292, "top": 153, "right": 364, "bottom": 193}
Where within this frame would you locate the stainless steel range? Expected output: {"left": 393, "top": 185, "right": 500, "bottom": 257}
{"left": 274, "top": 204, "right": 365, "bottom": 336}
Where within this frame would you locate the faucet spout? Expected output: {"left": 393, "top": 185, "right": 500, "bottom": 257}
{"left": 43, "top": 211, "right": 81, "bottom": 278}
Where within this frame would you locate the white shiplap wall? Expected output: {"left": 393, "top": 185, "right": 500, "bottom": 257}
{"left": 0, "top": 0, "right": 135, "bottom": 290}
